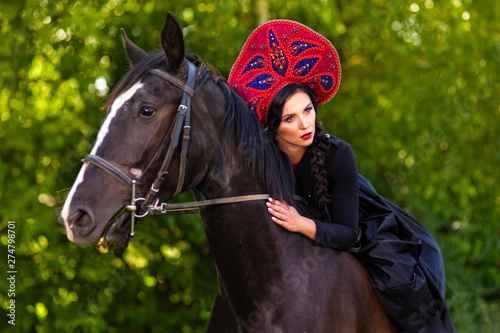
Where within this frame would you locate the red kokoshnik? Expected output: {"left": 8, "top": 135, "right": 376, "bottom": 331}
{"left": 228, "top": 20, "right": 341, "bottom": 128}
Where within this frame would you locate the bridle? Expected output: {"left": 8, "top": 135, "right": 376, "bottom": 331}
{"left": 82, "top": 60, "right": 268, "bottom": 238}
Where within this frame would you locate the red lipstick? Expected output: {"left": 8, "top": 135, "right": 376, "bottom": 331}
{"left": 301, "top": 132, "right": 312, "bottom": 140}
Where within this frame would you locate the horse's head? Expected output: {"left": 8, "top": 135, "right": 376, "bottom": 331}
{"left": 59, "top": 13, "right": 220, "bottom": 251}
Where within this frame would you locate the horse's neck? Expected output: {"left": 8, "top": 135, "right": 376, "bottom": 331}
{"left": 194, "top": 146, "right": 288, "bottom": 310}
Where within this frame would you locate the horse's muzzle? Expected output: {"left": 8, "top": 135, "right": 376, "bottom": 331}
{"left": 67, "top": 208, "right": 96, "bottom": 238}
{"left": 96, "top": 213, "right": 132, "bottom": 253}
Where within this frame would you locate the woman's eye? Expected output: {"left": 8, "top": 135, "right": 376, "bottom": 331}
{"left": 139, "top": 106, "right": 156, "bottom": 118}
{"left": 285, "top": 116, "right": 294, "bottom": 122}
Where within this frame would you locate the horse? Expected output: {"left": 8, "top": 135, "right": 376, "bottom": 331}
{"left": 59, "top": 13, "right": 397, "bottom": 332}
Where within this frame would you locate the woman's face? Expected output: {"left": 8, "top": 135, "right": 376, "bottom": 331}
{"left": 275, "top": 91, "right": 316, "bottom": 157}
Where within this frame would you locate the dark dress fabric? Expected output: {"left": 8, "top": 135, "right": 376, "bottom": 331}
{"left": 293, "top": 135, "right": 455, "bottom": 333}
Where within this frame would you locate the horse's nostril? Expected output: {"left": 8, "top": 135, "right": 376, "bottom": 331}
{"left": 70, "top": 209, "right": 96, "bottom": 237}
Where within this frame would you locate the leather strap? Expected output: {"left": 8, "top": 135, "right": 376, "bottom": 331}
{"left": 142, "top": 61, "right": 197, "bottom": 206}
{"left": 173, "top": 61, "right": 196, "bottom": 197}
{"left": 150, "top": 194, "right": 270, "bottom": 215}
{"left": 83, "top": 155, "right": 134, "bottom": 188}
{"left": 150, "top": 68, "right": 194, "bottom": 97}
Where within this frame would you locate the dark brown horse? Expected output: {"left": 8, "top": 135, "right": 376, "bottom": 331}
{"left": 59, "top": 13, "right": 397, "bottom": 332}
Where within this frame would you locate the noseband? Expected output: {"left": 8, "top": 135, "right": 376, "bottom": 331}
{"left": 82, "top": 60, "right": 268, "bottom": 238}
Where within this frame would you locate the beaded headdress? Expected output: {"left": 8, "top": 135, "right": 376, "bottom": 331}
{"left": 228, "top": 20, "right": 341, "bottom": 127}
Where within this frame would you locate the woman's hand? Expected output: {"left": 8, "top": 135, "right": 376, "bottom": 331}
{"left": 266, "top": 198, "right": 316, "bottom": 240}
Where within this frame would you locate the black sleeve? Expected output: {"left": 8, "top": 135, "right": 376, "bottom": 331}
{"left": 313, "top": 142, "right": 359, "bottom": 251}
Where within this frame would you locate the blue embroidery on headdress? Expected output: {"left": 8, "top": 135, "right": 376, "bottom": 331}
{"left": 245, "top": 74, "right": 276, "bottom": 90}
{"left": 292, "top": 57, "right": 319, "bottom": 77}
{"left": 290, "top": 41, "right": 320, "bottom": 56}
{"left": 240, "top": 56, "right": 266, "bottom": 77}
{"left": 320, "top": 75, "right": 334, "bottom": 91}
{"left": 269, "top": 29, "right": 288, "bottom": 77}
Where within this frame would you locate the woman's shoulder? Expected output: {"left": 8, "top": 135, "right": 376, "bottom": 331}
{"left": 324, "top": 133, "right": 354, "bottom": 156}
{"left": 323, "top": 133, "right": 359, "bottom": 184}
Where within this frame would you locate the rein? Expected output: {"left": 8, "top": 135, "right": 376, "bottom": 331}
{"left": 82, "top": 60, "right": 269, "bottom": 238}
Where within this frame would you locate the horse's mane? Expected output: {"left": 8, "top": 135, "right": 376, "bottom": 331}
{"left": 105, "top": 52, "right": 295, "bottom": 205}
{"left": 214, "top": 80, "right": 295, "bottom": 204}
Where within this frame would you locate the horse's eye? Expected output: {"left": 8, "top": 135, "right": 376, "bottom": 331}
{"left": 139, "top": 106, "right": 156, "bottom": 118}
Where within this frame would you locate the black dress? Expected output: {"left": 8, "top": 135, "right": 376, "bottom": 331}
{"left": 293, "top": 134, "right": 455, "bottom": 332}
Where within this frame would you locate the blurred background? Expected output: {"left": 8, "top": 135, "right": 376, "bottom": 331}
{"left": 0, "top": 0, "right": 498, "bottom": 332}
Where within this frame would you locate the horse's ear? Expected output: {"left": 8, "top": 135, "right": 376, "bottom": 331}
{"left": 121, "top": 28, "right": 148, "bottom": 66}
{"left": 161, "top": 12, "right": 185, "bottom": 73}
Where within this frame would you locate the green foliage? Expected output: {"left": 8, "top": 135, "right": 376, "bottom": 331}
{"left": 1, "top": 0, "right": 498, "bottom": 332}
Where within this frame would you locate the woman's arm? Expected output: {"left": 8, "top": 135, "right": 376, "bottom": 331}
{"left": 267, "top": 197, "right": 358, "bottom": 251}
{"left": 267, "top": 140, "right": 359, "bottom": 251}
{"left": 266, "top": 198, "right": 317, "bottom": 239}
{"left": 314, "top": 141, "right": 359, "bottom": 250}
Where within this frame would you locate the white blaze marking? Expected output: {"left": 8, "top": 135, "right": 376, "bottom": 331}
{"left": 60, "top": 164, "right": 88, "bottom": 241}
{"left": 61, "top": 81, "right": 144, "bottom": 233}
{"left": 91, "top": 81, "right": 144, "bottom": 154}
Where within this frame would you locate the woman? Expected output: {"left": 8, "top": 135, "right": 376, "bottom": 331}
{"left": 266, "top": 83, "right": 359, "bottom": 252}
{"left": 229, "top": 20, "right": 455, "bottom": 332}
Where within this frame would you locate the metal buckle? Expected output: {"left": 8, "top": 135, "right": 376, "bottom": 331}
{"left": 161, "top": 202, "right": 168, "bottom": 214}
{"left": 150, "top": 182, "right": 160, "bottom": 193}
{"left": 178, "top": 104, "right": 187, "bottom": 115}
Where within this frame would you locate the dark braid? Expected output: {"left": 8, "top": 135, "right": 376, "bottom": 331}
{"left": 308, "top": 122, "right": 331, "bottom": 210}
